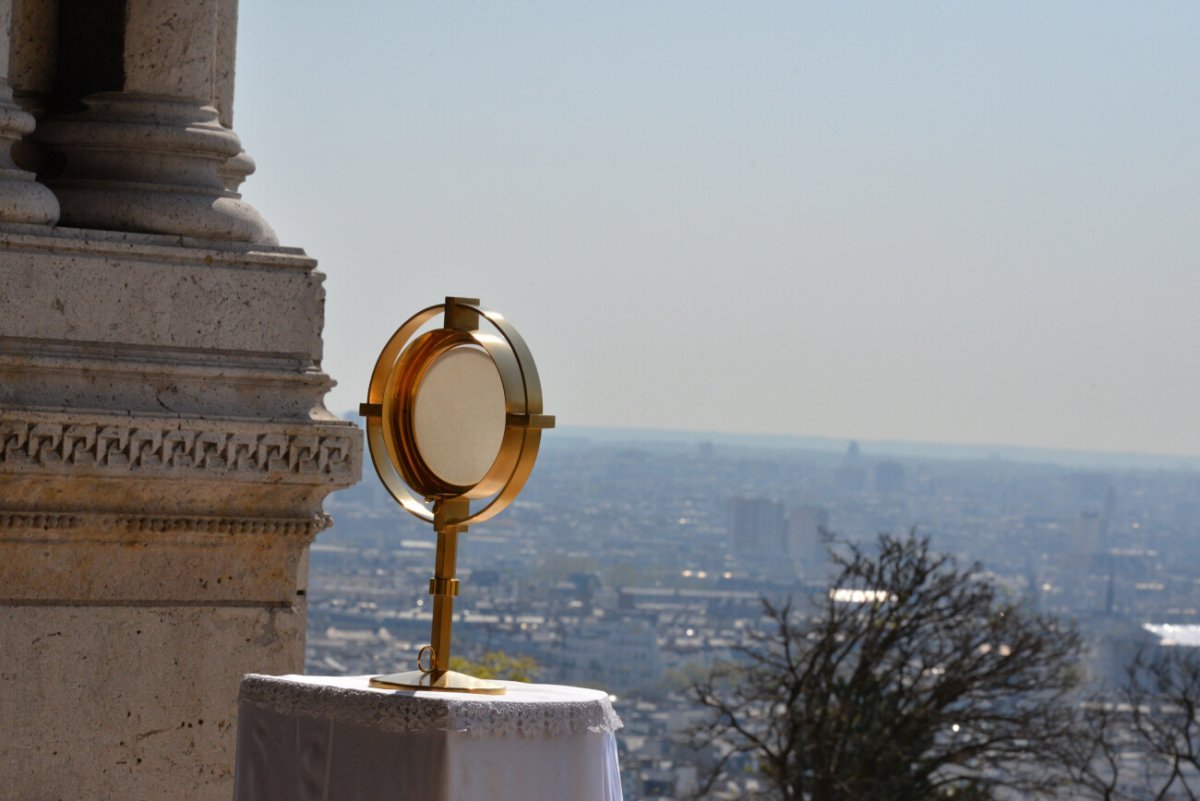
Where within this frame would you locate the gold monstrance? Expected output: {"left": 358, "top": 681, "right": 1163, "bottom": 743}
{"left": 359, "top": 298, "right": 554, "bottom": 694}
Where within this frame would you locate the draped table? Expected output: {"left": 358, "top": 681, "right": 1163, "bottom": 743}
{"left": 233, "top": 674, "right": 624, "bottom": 801}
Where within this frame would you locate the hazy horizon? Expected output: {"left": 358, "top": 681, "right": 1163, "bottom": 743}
{"left": 236, "top": 2, "right": 1200, "bottom": 460}
{"left": 335, "top": 405, "right": 1197, "bottom": 473}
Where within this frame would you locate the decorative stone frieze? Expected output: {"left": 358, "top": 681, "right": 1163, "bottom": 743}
{"left": 0, "top": 510, "right": 332, "bottom": 536}
{"left": 0, "top": 226, "right": 360, "bottom": 797}
{"left": 0, "top": 511, "right": 79, "bottom": 529}
{"left": 0, "top": 415, "right": 357, "bottom": 482}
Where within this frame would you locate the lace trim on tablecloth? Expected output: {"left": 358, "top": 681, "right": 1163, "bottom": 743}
{"left": 238, "top": 675, "right": 623, "bottom": 739}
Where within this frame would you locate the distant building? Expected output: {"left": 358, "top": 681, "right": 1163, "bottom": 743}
{"left": 568, "top": 572, "right": 603, "bottom": 604}
{"left": 787, "top": 504, "right": 830, "bottom": 571}
{"left": 558, "top": 616, "right": 664, "bottom": 692}
{"left": 1085, "top": 616, "right": 1157, "bottom": 685}
{"left": 1070, "top": 511, "right": 1103, "bottom": 559}
{"left": 873, "top": 461, "right": 906, "bottom": 494}
{"left": 730, "top": 495, "right": 787, "bottom": 558}
{"left": 835, "top": 441, "right": 867, "bottom": 493}
{"left": 1072, "top": 471, "right": 1112, "bottom": 510}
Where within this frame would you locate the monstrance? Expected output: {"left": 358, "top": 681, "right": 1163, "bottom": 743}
{"left": 359, "top": 297, "right": 554, "bottom": 694}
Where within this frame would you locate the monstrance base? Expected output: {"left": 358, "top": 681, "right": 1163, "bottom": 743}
{"left": 369, "top": 669, "right": 507, "bottom": 695}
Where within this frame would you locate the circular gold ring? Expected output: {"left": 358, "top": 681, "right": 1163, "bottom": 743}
{"left": 363, "top": 300, "right": 552, "bottom": 528}
{"left": 417, "top": 644, "right": 436, "bottom": 674}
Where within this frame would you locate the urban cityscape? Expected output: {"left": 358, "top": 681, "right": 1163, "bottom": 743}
{"left": 306, "top": 422, "right": 1200, "bottom": 799}
{"left": 2, "top": 3, "right": 1196, "bottom": 799}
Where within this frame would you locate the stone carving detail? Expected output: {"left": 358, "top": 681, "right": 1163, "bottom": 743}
{"left": 0, "top": 511, "right": 331, "bottom": 537}
{"left": 0, "top": 513, "right": 79, "bottom": 530}
{"left": 0, "top": 420, "right": 355, "bottom": 480}
{"left": 117, "top": 514, "right": 331, "bottom": 536}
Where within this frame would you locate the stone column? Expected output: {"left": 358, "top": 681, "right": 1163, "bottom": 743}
{"left": 7, "top": 0, "right": 59, "bottom": 176}
{"left": 213, "top": 0, "right": 255, "bottom": 192}
{"left": 0, "top": 0, "right": 58, "bottom": 223}
{"left": 34, "top": 0, "right": 275, "bottom": 243}
{"left": 0, "top": 1, "right": 361, "bottom": 799}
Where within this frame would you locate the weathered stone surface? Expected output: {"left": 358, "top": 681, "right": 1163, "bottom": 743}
{"left": 0, "top": 3, "right": 362, "bottom": 799}
{"left": 0, "top": 515, "right": 323, "bottom": 604}
{"left": 212, "top": 0, "right": 253, "bottom": 192}
{"left": 214, "top": 0, "right": 238, "bottom": 128}
{"left": 36, "top": 94, "right": 277, "bottom": 242}
{"left": 0, "top": 358, "right": 335, "bottom": 425}
{"left": 0, "top": 225, "right": 360, "bottom": 598}
{"left": 0, "top": 227, "right": 361, "bottom": 798}
{"left": 7, "top": 0, "right": 57, "bottom": 94}
{"left": 0, "top": 604, "right": 305, "bottom": 801}
{"left": 0, "top": 228, "right": 328, "bottom": 417}
{"left": 26, "top": 0, "right": 275, "bottom": 242}
{"left": 0, "top": 230, "right": 360, "bottom": 796}
{"left": 7, "top": 0, "right": 59, "bottom": 175}
{"left": 123, "top": 0, "right": 219, "bottom": 101}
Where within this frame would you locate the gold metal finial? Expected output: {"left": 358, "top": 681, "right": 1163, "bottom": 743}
{"left": 361, "top": 299, "right": 553, "bottom": 694}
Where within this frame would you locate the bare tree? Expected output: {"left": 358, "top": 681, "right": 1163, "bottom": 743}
{"left": 1066, "top": 693, "right": 1134, "bottom": 801}
{"left": 1076, "top": 648, "right": 1200, "bottom": 801}
{"left": 1126, "top": 648, "right": 1200, "bottom": 800}
{"left": 691, "top": 532, "right": 1086, "bottom": 801}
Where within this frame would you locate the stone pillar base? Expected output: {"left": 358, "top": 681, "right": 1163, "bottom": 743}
{"left": 0, "top": 226, "right": 361, "bottom": 801}
{"left": 37, "top": 93, "right": 276, "bottom": 243}
{"left": 0, "top": 86, "right": 58, "bottom": 224}
{"left": 1, "top": 604, "right": 305, "bottom": 801}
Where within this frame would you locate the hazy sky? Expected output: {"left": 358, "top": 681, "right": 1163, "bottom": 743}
{"left": 233, "top": 2, "right": 1199, "bottom": 458}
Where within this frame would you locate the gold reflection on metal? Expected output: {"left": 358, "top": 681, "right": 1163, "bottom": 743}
{"left": 361, "top": 298, "right": 554, "bottom": 695}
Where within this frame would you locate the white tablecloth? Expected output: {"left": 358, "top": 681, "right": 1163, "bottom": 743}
{"left": 233, "top": 674, "right": 623, "bottom": 801}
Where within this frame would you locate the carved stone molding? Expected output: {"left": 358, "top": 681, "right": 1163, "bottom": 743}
{"left": 0, "top": 224, "right": 312, "bottom": 264}
{"left": 0, "top": 510, "right": 331, "bottom": 538}
{"left": 0, "top": 227, "right": 326, "bottom": 379}
{"left": 0, "top": 414, "right": 358, "bottom": 483}
{"left": 0, "top": 511, "right": 78, "bottom": 530}
{"left": 0, "top": 349, "right": 335, "bottom": 421}
{"left": 118, "top": 513, "right": 331, "bottom": 536}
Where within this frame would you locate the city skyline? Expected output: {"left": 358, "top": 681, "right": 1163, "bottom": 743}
{"left": 233, "top": 2, "right": 1199, "bottom": 459}
{"left": 310, "top": 427, "right": 1200, "bottom": 798}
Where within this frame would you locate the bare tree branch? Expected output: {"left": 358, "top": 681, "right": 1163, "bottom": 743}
{"left": 689, "top": 530, "right": 1088, "bottom": 801}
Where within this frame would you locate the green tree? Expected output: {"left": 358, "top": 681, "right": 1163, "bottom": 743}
{"left": 692, "top": 532, "right": 1085, "bottom": 801}
{"left": 449, "top": 651, "right": 540, "bottom": 682}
